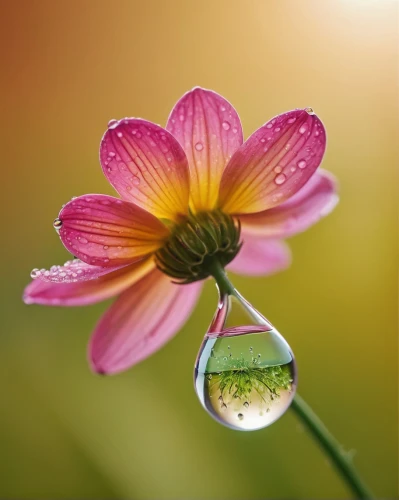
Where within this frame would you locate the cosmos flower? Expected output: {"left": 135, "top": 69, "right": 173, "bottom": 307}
{"left": 23, "top": 87, "right": 338, "bottom": 375}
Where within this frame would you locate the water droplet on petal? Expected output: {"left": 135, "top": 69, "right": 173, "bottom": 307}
{"left": 222, "top": 121, "right": 231, "bottom": 131}
{"left": 108, "top": 119, "right": 119, "bottom": 129}
{"left": 53, "top": 218, "right": 62, "bottom": 231}
{"left": 299, "top": 125, "right": 307, "bottom": 134}
{"left": 274, "top": 166, "right": 283, "bottom": 174}
{"left": 30, "top": 268, "right": 41, "bottom": 279}
{"left": 237, "top": 413, "right": 244, "bottom": 421}
{"left": 232, "top": 127, "right": 238, "bottom": 134}
{"left": 305, "top": 107, "right": 315, "bottom": 115}
{"left": 116, "top": 131, "right": 123, "bottom": 138}
{"left": 195, "top": 142, "right": 204, "bottom": 151}
{"left": 132, "top": 176, "right": 141, "bottom": 186}
{"left": 274, "top": 173, "right": 286, "bottom": 185}
{"left": 298, "top": 160, "right": 307, "bottom": 169}
{"left": 287, "top": 117, "right": 296, "bottom": 124}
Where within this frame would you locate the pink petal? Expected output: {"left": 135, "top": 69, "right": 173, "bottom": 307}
{"left": 238, "top": 170, "right": 338, "bottom": 238}
{"left": 227, "top": 236, "right": 292, "bottom": 276}
{"left": 219, "top": 108, "right": 326, "bottom": 214}
{"left": 89, "top": 269, "right": 203, "bottom": 374}
{"left": 100, "top": 119, "right": 190, "bottom": 221}
{"left": 58, "top": 194, "right": 169, "bottom": 267}
{"left": 166, "top": 87, "right": 243, "bottom": 211}
{"left": 23, "top": 258, "right": 155, "bottom": 307}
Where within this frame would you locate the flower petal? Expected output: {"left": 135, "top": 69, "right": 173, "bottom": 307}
{"left": 58, "top": 194, "right": 168, "bottom": 267}
{"left": 227, "top": 236, "right": 291, "bottom": 277}
{"left": 23, "top": 258, "right": 155, "bottom": 307}
{"left": 238, "top": 170, "right": 339, "bottom": 238}
{"left": 100, "top": 119, "right": 190, "bottom": 221}
{"left": 219, "top": 108, "right": 326, "bottom": 214}
{"left": 89, "top": 269, "right": 203, "bottom": 374}
{"left": 166, "top": 87, "right": 243, "bottom": 211}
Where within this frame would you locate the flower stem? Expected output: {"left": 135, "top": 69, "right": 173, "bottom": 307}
{"left": 209, "top": 260, "right": 375, "bottom": 499}
{"left": 291, "top": 394, "right": 374, "bottom": 499}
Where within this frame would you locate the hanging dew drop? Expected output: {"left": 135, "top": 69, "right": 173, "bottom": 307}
{"left": 194, "top": 286, "right": 297, "bottom": 431}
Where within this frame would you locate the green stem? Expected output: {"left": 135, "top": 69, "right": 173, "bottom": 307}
{"left": 291, "top": 394, "right": 374, "bottom": 499}
{"left": 207, "top": 258, "right": 237, "bottom": 296}
{"left": 209, "top": 259, "right": 375, "bottom": 499}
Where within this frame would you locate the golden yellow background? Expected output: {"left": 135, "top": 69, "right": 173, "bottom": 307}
{"left": 1, "top": 0, "right": 397, "bottom": 498}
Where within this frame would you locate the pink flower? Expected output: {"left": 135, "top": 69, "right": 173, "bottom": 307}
{"left": 23, "top": 88, "right": 338, "bottom": 375}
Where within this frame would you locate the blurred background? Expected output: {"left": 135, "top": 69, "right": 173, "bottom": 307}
{"left": 1, "top": 0, "right": 397, "bottom": 498}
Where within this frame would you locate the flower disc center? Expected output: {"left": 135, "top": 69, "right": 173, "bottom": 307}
{"left": 155, "top": 210, "right": 241, "bottom": 284}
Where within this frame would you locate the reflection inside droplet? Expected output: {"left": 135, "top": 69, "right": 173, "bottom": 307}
{"left": 194, "top": 288, "right": 297, "bottom": 431}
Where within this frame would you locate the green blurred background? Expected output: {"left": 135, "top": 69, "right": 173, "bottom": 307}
{"left": 1, "top": 0, "right": 397, "bottom": 498}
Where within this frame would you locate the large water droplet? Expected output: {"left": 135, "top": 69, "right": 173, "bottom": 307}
{"left": 195, "top": 288, "right": 297, "bottom": 431}
{"left": 195, "top": 142, "right": 204, "bottom": 151}
{"left": 222, "top": 121, "right": 231, "bottom": 131}
{"left": 305, "top": 107, "right": 315, "bottom": 115}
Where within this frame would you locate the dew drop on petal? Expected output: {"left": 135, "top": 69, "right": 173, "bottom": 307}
{"left": 266, "top": 123, "right": 273, "bottom": 129}
{"left": 305, "top": 107, "right": 315, "bottom": 115}
{"left": 287, "top": 117, "right": 296, "bottom": 124}
{"left": 132, "top": 176, "right": 140, "bottom": 186}
{"left": 274, "top": 173, "right": 286, "bottom": 185}
{"left": 222, "top": 121, "right": 231, "bottom": 131}
{"left": 30, "top": 268, "right": 41, "bottom": 279}
{"left": 299, "top": 125, "right": 307, "bottom": 134}
{"left": 108, "top": 119, "right": 119, "bottom": 129}
{"left": 195, "top": 142, "right": 204, "bottom": 151}
{"left": 274, "top": 166, "right": 283, "bottom": 174}
{"left": 53, "top": 218, "right": 62, "bottom": 231}
{"left": 116, "top": 131, "right": 123, "bottom": 138}
{"left": 298, "top": 160, "right": 307, "bottom": 169}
